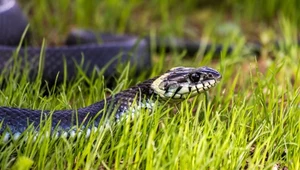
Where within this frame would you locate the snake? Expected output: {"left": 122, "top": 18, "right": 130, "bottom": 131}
{"left": 0, "top": 66, "right": 221, "bottom": 140}
{"left": 0, "top": 1, "right": 224, "bottom": 140}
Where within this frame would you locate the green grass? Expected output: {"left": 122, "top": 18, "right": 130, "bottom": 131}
{"left": 1, "top": 0, "right": 300, "bottom": 169}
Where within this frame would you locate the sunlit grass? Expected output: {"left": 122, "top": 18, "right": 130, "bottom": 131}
{"left": 1, "top": 35, "right": 299, "bottom": 169}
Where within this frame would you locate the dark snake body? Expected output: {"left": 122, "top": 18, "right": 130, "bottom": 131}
{"left": 0, "top": 78, "right": 155, "bottom": 135}
{"left": 0, "top": 36, "right": 151, "bottom": 85}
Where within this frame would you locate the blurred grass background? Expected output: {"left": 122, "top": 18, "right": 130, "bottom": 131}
{"left": 18, "top": 0, "right": 299, "bottom": 46}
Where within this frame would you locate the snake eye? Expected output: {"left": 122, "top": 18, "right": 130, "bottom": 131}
{"left": 189, "top": 72, "right": 201, "bottom": 82}
{"left": 208, "top": 73, "right": 213, "bottom": 78}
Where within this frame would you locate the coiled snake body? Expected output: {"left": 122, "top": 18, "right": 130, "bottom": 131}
{"left": 0, "top": 66, "right": 221, "bottom": 140}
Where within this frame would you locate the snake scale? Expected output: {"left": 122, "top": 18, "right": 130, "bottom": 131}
{"left": 0, "top": 66, "right": 221, "bottom": 140}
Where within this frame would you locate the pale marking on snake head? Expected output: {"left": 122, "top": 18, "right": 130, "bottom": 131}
{"left": 13, "top": 132, "right": 21, "bottom": 141}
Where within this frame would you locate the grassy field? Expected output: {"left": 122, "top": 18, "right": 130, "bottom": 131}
{"left": 1, "top": 0, "right": 300, "bottom": 169}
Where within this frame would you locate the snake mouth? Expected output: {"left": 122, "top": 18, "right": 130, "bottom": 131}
{"left": 187, "top": 77, "right": 219, "bottom": 96}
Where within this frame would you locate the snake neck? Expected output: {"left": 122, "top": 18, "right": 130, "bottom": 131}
{"left": 108, "top": 77, "right": 159, "bottom": 118}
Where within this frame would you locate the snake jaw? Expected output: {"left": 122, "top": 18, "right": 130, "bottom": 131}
{"left": 151, "top": 66, "right": 221, "bottom": 101}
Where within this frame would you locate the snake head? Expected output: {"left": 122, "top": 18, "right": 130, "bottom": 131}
{"left": 151, "top": 66, "right": 222, "bottom": 101}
